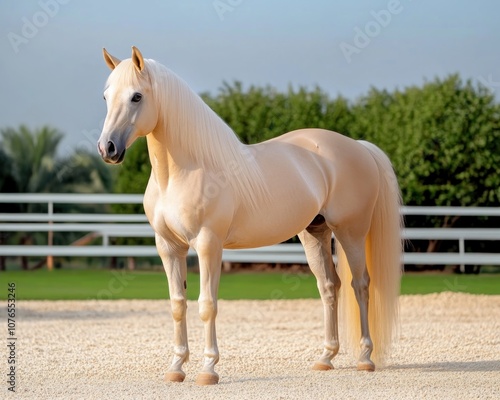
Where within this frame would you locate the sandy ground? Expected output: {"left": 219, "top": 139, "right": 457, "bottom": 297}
{"left": 5, "top": 293, "right": 499, "bottom": 399}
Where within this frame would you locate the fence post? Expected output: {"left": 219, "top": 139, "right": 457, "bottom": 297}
{"left": 459, "top": 237, "right": 465, "bottom": 273}
{"left": 47, "top": 201, "right": 53, "bottom": 271}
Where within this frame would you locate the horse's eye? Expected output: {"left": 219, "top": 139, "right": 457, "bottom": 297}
{"left": 103, "top": 95, "right": 106, "bottom": 101}
{"left": 131, "top": 93, "right": 142, "bottom": 103}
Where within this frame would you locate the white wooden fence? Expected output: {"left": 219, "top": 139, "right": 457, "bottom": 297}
{"left": 0, "top": 193, "right": 499, "bottom": 267}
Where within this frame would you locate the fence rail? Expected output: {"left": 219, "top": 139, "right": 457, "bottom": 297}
{"left": 1, "top": 194, "right": 499, "bottom": 267}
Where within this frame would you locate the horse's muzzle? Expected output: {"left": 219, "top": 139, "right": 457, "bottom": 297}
{"left": 97, "top": 140, "right": 126, "bottom": 164}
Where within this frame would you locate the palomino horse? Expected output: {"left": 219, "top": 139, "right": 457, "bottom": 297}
{"left": 98, "top": 46, "right": 403, "bottom": 385}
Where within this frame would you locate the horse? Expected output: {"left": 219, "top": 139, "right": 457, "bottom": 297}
{"left": 97, "top": 46, "right": 403, "bottom": 385}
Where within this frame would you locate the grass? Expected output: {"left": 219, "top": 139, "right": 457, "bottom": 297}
{"left": 400, "top": 272, "right": 500, "bottom": 295}
{"left": 0, "top": 269, "right": 499, "bottom": 300}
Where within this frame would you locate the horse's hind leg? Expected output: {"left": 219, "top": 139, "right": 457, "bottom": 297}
{"left": 334, "top": 229, "right": 375, "bottom": 371}
{"left": 298, "top": 216, "right": 341, "bottom": 371}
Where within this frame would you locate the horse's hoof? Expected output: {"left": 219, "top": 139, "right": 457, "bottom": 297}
{"left": 357, "top": 361, "right": 375, "bottom": 372}
{"left": 165, "top": 371, "right": 186, "bottom": 382}
{"left": 196, "top": 372, "right": 219, "bottom": 385}
{"left": 312, "top": 361, "right": 333, "bottom": 371}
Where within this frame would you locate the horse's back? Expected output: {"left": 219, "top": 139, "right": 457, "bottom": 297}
{"left": 269, "top": 128, "right": 371, "bottom": 163}
{"left": 264, "top": 128, "right": 380, "bottom": 197}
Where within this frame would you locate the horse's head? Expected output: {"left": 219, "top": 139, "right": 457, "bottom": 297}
{"left": 97, "top": 46, "right": 158, "bottom": 164}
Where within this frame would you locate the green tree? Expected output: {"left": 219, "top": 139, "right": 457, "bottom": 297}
{"left": 347, "top": 75, "right": 500, "bottom": 209}
{"left": 202, "top": 81, "right": 352, "bottom": 144}
{"left": 112, "top": 137, "right": 151, "bottom": 197}
{"left": 0, "top": 148, "right": 18, "bottom": 202}
{"left": 1, "top": 125, "right": 112, "bottom": 199}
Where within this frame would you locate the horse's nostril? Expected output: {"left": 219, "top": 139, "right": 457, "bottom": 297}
{"left": 107, "top": 141, "right": 116, "bottom": 155}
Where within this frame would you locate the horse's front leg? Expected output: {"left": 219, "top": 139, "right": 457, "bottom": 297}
{"left": 156, "top": 235, "right": 190, "bottom": 383}
{"left": 194, "top": 232, "right": 223, "bottom": 385}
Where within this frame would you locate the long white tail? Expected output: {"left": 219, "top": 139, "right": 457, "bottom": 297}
{"left": 338, "top": 140, "right": 403, "bottom": 366}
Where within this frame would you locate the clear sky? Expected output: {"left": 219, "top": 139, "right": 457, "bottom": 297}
{"left": 1, "top": 0, "right": 499, "bottom": 153}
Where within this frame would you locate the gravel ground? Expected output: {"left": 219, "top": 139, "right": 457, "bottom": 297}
{"left": 6, "top": 293, "right": 500, "bottom": 399}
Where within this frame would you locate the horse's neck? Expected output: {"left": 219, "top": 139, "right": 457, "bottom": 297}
{"left": 151, "top": 79, "right": 241, "bottom": 174}
{"left": 146, "top": 120, "right": 202, "bottom": 190}
{"left": 146, "top": 131, "right": 175, "bottom": 190}
{"left": 146, "top": 69, "right": 269, "bottom": 210}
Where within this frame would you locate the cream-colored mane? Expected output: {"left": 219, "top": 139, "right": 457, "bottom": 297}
{"left": 143, "top": 59, "right": 270, "bottom": 211}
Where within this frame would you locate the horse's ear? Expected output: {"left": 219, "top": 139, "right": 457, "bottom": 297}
{"left": 131, "top": 46, "right": 145, "bottom": 72}
{"left": 102, "top": 48, "right": 121, "bottom": 70}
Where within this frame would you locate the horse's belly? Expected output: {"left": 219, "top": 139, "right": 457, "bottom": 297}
{"left": 223, "top": 212, "right": 315, "bottom": 249}
{"left": 224, "top": 177, "right": 323, "bottom": 249}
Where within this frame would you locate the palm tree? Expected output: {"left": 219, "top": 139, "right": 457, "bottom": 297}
{"left": 0, "top": 125, "right": 113, "bottom": 270}
{"left": 1, "top": 125, "right": 112, "bottom": 197}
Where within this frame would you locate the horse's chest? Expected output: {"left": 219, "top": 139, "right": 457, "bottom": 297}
{"left": 146, "top": 193, "right": 198, "bottom": 246}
